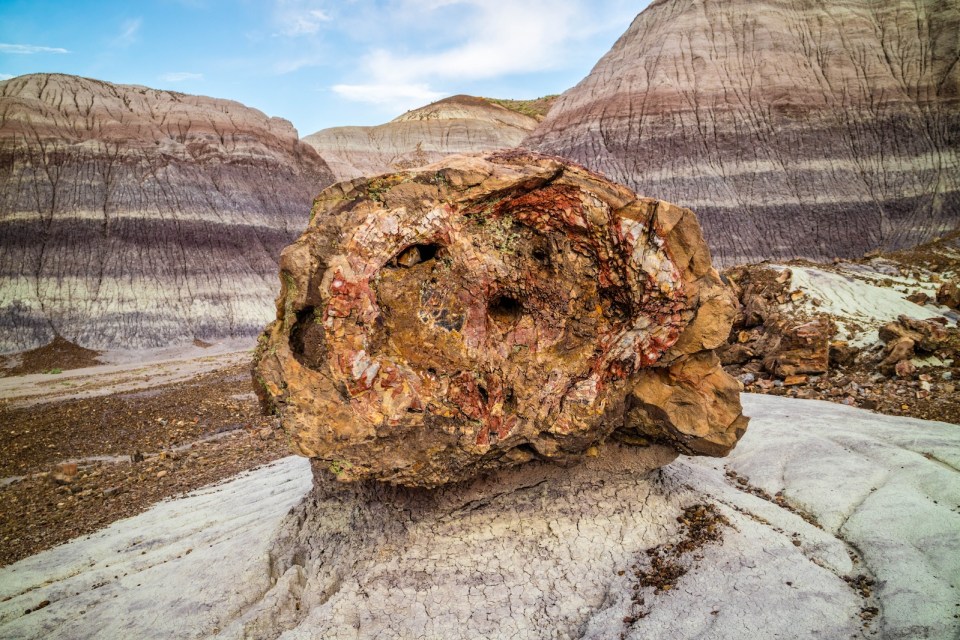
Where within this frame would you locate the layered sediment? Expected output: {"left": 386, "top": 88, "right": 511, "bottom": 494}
{"left": 526, "top": 0, "right": 960, "bottom": 264}
{"left": 303, "top": 95, "right": 541, "bottom": 181}
{"left": 0, "top": 74, "right": 335, "bottom": 352}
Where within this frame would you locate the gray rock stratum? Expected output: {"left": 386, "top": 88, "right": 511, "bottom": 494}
{"left": 0, "top": 73, "right": 335, "bottom": 353}
{"left": 303, "top": 95, "right": 541, "bottom": 181}
{"left": 525, "top": 0, "right": 960, "bottom": 265}
{"left": 2, "top": 394, "right": 958, "bottom": 639}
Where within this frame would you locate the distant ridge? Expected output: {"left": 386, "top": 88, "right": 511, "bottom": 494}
{"left": 525, "top": 0, "right": 960, "bottom": 265}
{"left": 0, "top": 73, "right": 335, "bottom": 352}
{"left": 303, "top": 94, "right": 555, "bottom": 181}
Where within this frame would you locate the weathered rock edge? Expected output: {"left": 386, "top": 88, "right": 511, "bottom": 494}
{"left": 254, "top": 151, "right": 747, "bottom": 486}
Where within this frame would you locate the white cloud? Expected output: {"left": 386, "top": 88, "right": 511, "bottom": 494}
{"left": 332, "top": 83, "right": 447, "bottom": 110}
{"left": 340, "top": 0, "right": 587, "bottom": 94}
{"left": 0, "top": 43, "right": 69, "bottom": 54}
{"left": 0, "top": 73, "right": 13, "bottom": 80}
{"left": 286, "top": 0, "right": 643, "bottom": 121}
{"left": 274, "top": 57, "right": 319, "bottom": 74}
{"left": 160, "top": 72, "right": 204, "bottom": 82}
{"left": 115, "top": 18, "right": 142, "bottom": 46}
{"left": 275, "top": 2, "right": 332, "bottom": 36}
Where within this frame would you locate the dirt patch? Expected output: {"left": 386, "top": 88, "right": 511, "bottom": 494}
{"left": 0, "top": 361, "right": 291, "bottom": 566}
{"left": 883, "top": 229, "right": 960, "bottom": 275}
{"left": 0, "top": 336, "right": 103, "bottom": 377}
{"left": 485, "top": 95, "right": 559, "bottom": 121}
{"left": 621, "top": 503, "right": 730, "bottom": 628}
{"left": 724, "top": 468, "right": 820, "bottom": 528}
{"left": 741, "top": 369, "right": 960, "bottom": 425}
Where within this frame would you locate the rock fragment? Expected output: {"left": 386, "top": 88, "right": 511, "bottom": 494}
{"left": 761, "top": 318, "right": 837, "bottom": 377}
{"left": 937, "top": 281, "right": 960, "bottom": 309}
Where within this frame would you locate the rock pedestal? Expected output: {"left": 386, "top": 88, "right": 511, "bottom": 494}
{"left": 254, "top": 151, "right": 747, "bottom": 486}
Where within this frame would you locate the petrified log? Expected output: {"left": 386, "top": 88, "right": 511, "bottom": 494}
{"left": 254, "top": 151, "right": 747, "bottom": 486}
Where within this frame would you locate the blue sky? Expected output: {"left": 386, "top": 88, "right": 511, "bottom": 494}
{"left": 0, "top": 0, "right": 648, "bottom": 136}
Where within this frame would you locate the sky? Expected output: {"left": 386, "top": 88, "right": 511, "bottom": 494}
{"left": 0, "top": 0, "right": 649, "bottom": 136}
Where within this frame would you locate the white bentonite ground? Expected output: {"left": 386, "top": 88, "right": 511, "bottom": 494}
{"left": 1, "top": 394, "right": 957, "bottom": 639}
{"left": 777, "top": 263, "right": 956, "bottom": 347}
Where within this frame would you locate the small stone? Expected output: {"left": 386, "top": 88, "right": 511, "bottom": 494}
{"left": 905, "top": 291, "right": 930, "bottom": 305}
{"left": 738, "top": 373, "right": 756, "bottom": 385}
{"left": 51, "top": 472, "right": 73, "bottom": 485}
{"left": 919, "top": 381, "right": 932, "bottom": 392}
{"left": 783, "top": 375, "right": 807, "bottom": 386}
{"left": 156, "top": 470, "right": 168, "bottom": 479}
{"left": 895, "top": 360, "right": 916, "bottom": 378}
{"left": 59, "top": 462, "right": 79, "bottom": 476}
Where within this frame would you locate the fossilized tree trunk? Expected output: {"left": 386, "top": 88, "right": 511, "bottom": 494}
{"left": 254, "top": 151, "right": 746, "bottom": 486}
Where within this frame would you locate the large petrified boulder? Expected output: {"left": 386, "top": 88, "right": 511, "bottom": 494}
{"left": 254, "top": 151, "right": 747, "bottom": 486}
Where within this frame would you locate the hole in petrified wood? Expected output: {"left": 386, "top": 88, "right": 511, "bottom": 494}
{"left": 389, "top": 243, "right": 442, "bottom": 268}
{"left": 289, "top": 306, "right": 327, "bottom": 370}
{"left": 531, "top": 244, "right": 551, "bottom": 265}
{"left": 600, "top": 289, "right": 631, "bottom": 324}
{"left": 488, "top": 294, "right": 523, "bottom": 330}
{"left": 503, "top": 389, "right": 517, "bottom": 413}
{"left": 513, "top": 443, "right": 541, "bottom": 459}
